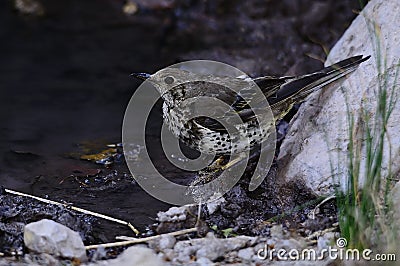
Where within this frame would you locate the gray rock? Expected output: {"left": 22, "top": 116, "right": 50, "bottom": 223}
{"left": 159, "top": 234, "right": 177, "bottom": 250}
{"left": 173, "top": 253, "right": 192, "bottom": 264}
{"left": 148, "top": 234, "right": 177, "bottom": 251}
{"left": 317, "top": 232, "right": 336, "bottom": 251}
{"left": 222, "top": 235, "right": 257, "bottom": 250}
{"left": 274, "top": 238, "right": 304, "bottom": 251}
{"left": 226, "top": 250, "right": 238, "bottom": 260}
{"left": 172, "top": 232, "right": 256, "bottom": 263}
{"left": 206, "top": 196, "right": 226, "bottom": 215}
{"left": 91, "top": 246, "right": 107, "bottom": 261}
{"left": 196, "top": 257, "right": 214, "bottom": 266}
{"left": 195, "top": 234, "right": 226, "bottom": 261}
{"left": 174, "top": 239, "right": 198, "bottom": 256}
{"left": 157, "top": 206, "right": 188, "bottom": 222}
{"left": 237, "top": 247, "right": 254, "bottom": 261}
{"left": 25, "top": 253, "right": 61, "bottom": 266}
{"left": 91, "top": 246, "right": 164, "bottom": 266}
{"left": 0, "top": 253, "right": 78, "bottom": 266}
{"left": 278, "top": 0, "right": 400, "bottom": 195}
{"left": 270, "top": 225, "right": 283, "bottom": 238}
{"left": 160, "top": 248, "right": 175, "bottom": 261}
{"left": 23, "top": 219, "right": 86, "bottom": 261}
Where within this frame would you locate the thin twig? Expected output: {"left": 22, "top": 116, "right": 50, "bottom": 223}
{"left": 4, "top": 188, "right": 139, "bottom": 235}
{"left": 85, "top": 227, "right": 197, "bottom": 250}
{"left": 308, "top": 194, "right": 336, "bottom": 220}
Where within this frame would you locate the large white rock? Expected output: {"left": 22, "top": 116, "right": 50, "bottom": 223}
{"left": 24, "top": 219, "right": 86, "bottom": 261}
{"left": 278, "top": 0, "right": 400, "bottom": 195}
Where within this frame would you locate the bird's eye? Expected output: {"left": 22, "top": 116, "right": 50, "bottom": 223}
{"left": 164, "top": 76, "right": 174, "bottom": 85}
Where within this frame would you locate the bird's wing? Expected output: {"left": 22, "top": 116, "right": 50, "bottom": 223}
{"left": 192, "top": 117, "right": 226, "bottom": 132}
{"left": 193, "top": 55, "right": 370, "bottom": 132}
{"left": 254, "top": 76, "right": 294, "bottom": 97}
{"left": 230, "top": 76, "right": 292, "bottom": 111}
{"left": 193, "top": 76, "right": 291, "bottom": 132}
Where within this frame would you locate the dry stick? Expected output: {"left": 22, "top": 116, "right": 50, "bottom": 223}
{"left": 4, "top": 188, "right": 139, "bottom": 235}
{"left": 85, "top": 227, "right": 198, "bottom": 250}
{"left": 308, "top": 194, "right": 336, "bottom": 220}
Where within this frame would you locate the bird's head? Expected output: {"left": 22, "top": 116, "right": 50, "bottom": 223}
{"left": 131, "top": 68, "right": 196, "bottom": 98}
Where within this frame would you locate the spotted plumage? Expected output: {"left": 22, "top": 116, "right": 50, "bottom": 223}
{"left": 133, "top": 55, "right": 370, "bottom": 155}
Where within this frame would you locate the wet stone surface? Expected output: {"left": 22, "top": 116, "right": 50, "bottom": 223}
{"left": 0, "top": 189, "right": 98, "bottom": 256}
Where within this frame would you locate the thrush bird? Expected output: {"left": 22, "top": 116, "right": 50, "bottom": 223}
{"left": 133, "top": 55, "right": 370, "bottom": 157}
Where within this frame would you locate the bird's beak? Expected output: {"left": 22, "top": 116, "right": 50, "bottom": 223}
{"left": 130, "top": 72, "right": 151, "bottom": 80}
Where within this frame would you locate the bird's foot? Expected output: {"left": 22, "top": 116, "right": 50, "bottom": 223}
{"left": 189, "top": 153, "right": 247, "bottom": 186}
{"left": 206, "top": 156, "right": 228, "bottom": 171}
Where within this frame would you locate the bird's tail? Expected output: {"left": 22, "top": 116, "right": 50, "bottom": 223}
{"left": 270, "top": 55, "right": 370, "bottom": 106}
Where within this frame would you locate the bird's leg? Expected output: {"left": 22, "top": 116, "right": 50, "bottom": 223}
{"left": 189, "top": 155, "right": 230, "bottom": 186}
{"left": 207, "top": 156, "right": 227, "bottom": 171}
{"left": 190, "top": 152, "right": 247, "bottom": 187}
{"left": 221, "top": 152, "right": 247, "bottom": 170}
{"left": 205, "top": 152, "right": 247, "bottom": 173}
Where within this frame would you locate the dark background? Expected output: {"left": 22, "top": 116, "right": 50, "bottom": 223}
{"left": 0, "top": 0, "right": 361, "bottom": 232}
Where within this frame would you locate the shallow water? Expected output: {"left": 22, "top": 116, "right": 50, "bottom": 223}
{"left": 0, "top": 1, "right": 176, "bottom": 237}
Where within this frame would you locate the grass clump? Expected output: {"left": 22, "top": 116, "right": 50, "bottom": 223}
{"left": 336, "top": 20, "right": 399, "bottom": 253}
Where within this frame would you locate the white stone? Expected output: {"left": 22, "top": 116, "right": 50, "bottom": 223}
{"left": 237, "top": 247, "right": 254, "bottom": 261}
{"left": 157, "top": 206, "right": 188, "bottom": 222}
{"left": 195, "top": 235, "right": 226, "bottom": 261}
{"left": 158, "top": 234, "right": 176, "bottom": 250}
{"left": 270, "top": 224, "right": 283, "bottom": 238}
{"left": 274, "top": 238, "right": 304, "bottom": 251}
{"left": 196, "top": 257, "right": 214, "bottom": 266}
{"left": 24, "top": 219, "right": 86, "bottom": 261}
{"left": 206, "top": 195, "right": 226, "bottom": 214}
{"left": 317, "top": 232, "right": 335, "bottom": 252}
{"left": 278, "top": 0, "right": 400, "bottom": 195}
{"left": 172, "top": 233, "right": 255, "bottom": 263}
{"left": 91, "top": 246, "right": 164, "bottom": 266}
